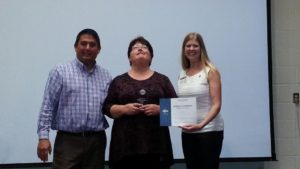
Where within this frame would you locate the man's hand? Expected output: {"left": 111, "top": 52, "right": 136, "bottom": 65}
{"left": 37, "top": 139, "right": 52, "bottom": 162}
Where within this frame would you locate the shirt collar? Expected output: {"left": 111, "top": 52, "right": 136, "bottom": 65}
{"left": 74, "top": 58, "right": 97, "bottom": 73}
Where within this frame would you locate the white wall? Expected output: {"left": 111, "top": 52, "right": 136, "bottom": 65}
{"left": 264, "top": 0, "right": 300, "bottom": 169}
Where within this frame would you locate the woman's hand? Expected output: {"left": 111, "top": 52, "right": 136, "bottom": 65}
{"left": 140, "top": 104, "right": 160, "bottom": 116}
{"left": 110, "top": 103, "right": 143, "bottom": 118}
{"left": 180, "top": 123, "right": 204, "bottom": 132}
{"left": 124, "top": 103, "right": 143, "bottom": 115}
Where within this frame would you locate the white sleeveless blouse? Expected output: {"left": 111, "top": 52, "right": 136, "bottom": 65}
{"left": 177, "top": 67, "right": 224, "bottom": 133}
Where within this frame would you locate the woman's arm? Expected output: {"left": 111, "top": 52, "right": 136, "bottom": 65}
{"left": 181, "top": 69, "right": 222, "bottom": 132}
{"left": 198, "top": 69, "right": 222, "bottom": 128}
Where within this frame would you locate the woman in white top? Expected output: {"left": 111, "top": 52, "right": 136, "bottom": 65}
{"left": 177, "top": 32, "right": 224, "bottom": 169}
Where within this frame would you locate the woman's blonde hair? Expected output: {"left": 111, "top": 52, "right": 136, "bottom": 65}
{"left": 181, "top": 32, "right": 216, "bottom": 72}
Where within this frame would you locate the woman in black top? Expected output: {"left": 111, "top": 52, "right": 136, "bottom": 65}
{"left": 102, "top": 36, "right": 176, "bottom": 169}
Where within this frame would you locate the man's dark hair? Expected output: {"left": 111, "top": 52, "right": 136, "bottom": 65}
{"left": 74, "top": 28, "right": 101, "bottom": 48}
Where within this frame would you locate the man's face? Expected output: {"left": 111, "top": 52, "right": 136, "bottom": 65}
{"left": 75, "top": 34, "right": 100, "bottom": 66}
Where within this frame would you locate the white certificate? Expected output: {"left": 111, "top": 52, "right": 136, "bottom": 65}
{"left": 160, "top": 97, "right": 197, "bottom": 126}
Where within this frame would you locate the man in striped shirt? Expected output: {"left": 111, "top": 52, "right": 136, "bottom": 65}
{"left": 37, "top": 28, "right": 112, "bottom": 169}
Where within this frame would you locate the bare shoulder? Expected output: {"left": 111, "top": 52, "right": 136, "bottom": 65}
{"left": 208, "top": 68, "right": 221, "bottom": 80}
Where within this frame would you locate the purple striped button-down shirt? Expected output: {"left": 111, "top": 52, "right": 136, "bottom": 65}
{"left": 37, "top": 59, "right": 112, "bottom": 139}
